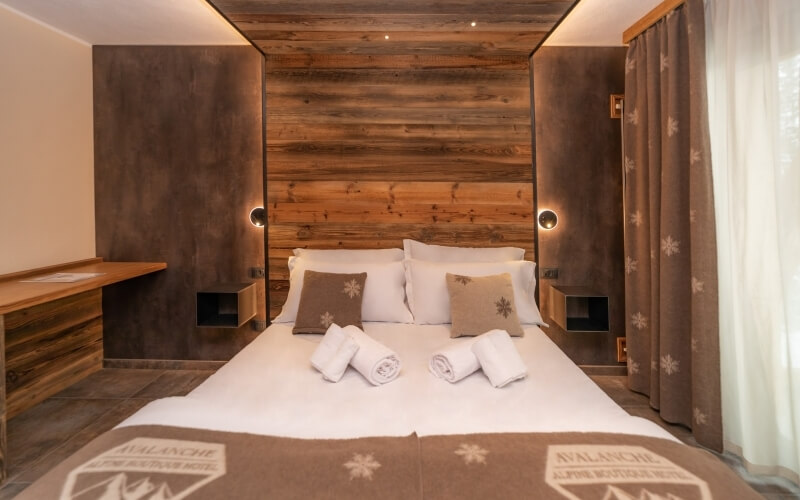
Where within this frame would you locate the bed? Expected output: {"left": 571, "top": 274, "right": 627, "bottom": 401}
{"left": 16, "top": 244, "right": 760, "bottom": 499}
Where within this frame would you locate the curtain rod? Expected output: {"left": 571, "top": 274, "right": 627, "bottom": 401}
{"left": 622, "top": 0, "right": 686, "bottom": 44}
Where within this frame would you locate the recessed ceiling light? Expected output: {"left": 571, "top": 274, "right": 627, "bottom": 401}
{"left": 384, "top": 35, "right": 390, "bottom": 40}
{"left": 471, "top": 21, "right": 477, "bottom": 27}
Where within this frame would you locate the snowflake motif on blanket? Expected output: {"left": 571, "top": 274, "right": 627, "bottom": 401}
{"left": 343, "top": 453, "right": 381, "bottom": 480}
{"left": 455, "top": 443, "right": 488, "bottom": 465}
{"left": 454, "top": 275, "right": 473, "bottom": 285}
{"left": 342, "top": 279, "right": 362, "bottom": 299}
{"left": 495, "top": 297, "right": 513, "bottom": 318}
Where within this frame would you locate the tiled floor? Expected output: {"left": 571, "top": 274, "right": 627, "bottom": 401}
{"left": 590, "top": 375, "right": 800, "bottom": 500}
{"left": 1, "top": 370, "right": 798, "bottom": 498}
{"left": 0, "top": 368, "right": 215, "bottom": 499}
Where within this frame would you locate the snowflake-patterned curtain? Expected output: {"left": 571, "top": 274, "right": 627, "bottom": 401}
{"left": 623, "top": 0, "right": 722, "bottom": 451}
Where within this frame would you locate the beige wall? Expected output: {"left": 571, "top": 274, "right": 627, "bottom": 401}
{"left": 0, "top": 6, "right": 95, "bottom": 275}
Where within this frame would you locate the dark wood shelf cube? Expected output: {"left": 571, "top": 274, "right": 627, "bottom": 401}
{"left": 549, "top": 285, "right": 609, "bottom": 333}
{"left": 196, "top": 282, "right": 257, "bottom": 328}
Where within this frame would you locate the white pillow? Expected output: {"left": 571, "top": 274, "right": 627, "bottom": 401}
{"left": 275, "top": 257, "right": 413, "bottom": 323}
{"left": 403, "top": 259, "right": 546, "bottom": 326}
{"left": 403, "top": 239, "right": 525, "bottom": 262}
{"left": 293, "top": 247, "right": 404, "bottom": 262}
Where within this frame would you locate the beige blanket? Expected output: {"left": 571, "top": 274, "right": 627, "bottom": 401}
{"left": 16, "top": 425, "right": 759, "bottom": 499}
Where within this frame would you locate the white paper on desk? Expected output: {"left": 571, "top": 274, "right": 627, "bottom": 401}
{"left": 20, "top": 272, "right": 105, "bottom": 283}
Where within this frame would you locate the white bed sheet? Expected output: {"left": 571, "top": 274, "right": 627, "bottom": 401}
{"left": 119, "top": 323, "right": 676, "bottom": 442}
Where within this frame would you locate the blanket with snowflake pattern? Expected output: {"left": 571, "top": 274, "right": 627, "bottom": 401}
{"left": 15, "top": 425, "right": 758, "bottom": 499}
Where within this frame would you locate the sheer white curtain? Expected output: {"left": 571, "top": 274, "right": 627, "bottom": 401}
{"left": 705, "top": 0, "right": 800, "bottom": 483}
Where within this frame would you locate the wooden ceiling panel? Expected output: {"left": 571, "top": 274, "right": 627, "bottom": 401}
{"left": 209, "top": 1, "right": 576, "bottom": 56}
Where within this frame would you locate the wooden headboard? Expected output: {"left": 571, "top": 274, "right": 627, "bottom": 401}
{"left": 265, "top": 54, "right": 535, "bottom": 319}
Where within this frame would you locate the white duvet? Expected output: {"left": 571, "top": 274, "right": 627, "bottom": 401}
{"left": 119, "top": 323, "right": 676, "bottom": 442}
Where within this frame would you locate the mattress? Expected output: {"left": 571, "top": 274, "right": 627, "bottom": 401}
{"left": 119, "top": 323, "right": 675, "bottom": 443}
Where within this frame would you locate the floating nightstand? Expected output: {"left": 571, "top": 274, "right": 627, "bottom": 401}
{"left": 549, "top": 285, "right": 609, "bottom": 332}
{"left": 196, "top": 282, "right": 257, "bottom": 328}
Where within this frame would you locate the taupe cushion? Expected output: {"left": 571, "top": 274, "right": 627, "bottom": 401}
{"left": 446, "top": 272, "right": 524, "bottom": 338}
{"left": 293, "top": 270, "right": 367, "bottom": 334}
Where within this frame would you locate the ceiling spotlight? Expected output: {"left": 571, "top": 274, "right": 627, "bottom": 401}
{"left": 471, "top": 21, "right": 477, "bottom": 27}
{"left": 384, "top": 35, "right": 389, "bottom": 40}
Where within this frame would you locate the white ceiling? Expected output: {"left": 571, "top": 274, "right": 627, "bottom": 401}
{"left": 544, "top": 0, "right": 663, "bottom": 46}
{"left": 0, "top": 0, "right": 247, "bottom": 46}
{"left": 0, "top": 0, "right": 658, "bottom": 48}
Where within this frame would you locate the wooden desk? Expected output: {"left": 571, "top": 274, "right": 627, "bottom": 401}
{"left": 0, "top": 258, "right": 166, "bottom": 483}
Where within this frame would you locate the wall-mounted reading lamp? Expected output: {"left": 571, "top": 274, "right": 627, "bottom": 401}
{"left": 538, "top": 209, "right": 558, "bottom": 230}
{"left": 249, "top": 207, "right": 265, "bottom": 227}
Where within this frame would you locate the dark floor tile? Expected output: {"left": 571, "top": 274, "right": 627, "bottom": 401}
{"left": 53, "top": 368, "right": 164, "bottom": 399}
{"left": 16, "top": 398, "right": 154, "bottom": 484}
{"left": 7, "top": 398, "right": 118, "bottom": 478}
{"left": 589, "top": 375, "right": 651, "bottom": 407}
{"left": 0, "top": 482, "right": 30, "bottom": 500}
{"left": 624, "top": 405, "right": 696, "bottom": 443}
{"left": 132, "top": 370, "right": 215, "bottom": 398}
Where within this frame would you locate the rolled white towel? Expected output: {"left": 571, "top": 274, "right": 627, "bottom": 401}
{"left": 310, "top": 324, "right": 360, "bottom": 382}
{"left": 471, "top": 329, "right": 527, "bottom": 388}
{"left": 429, "top": 339, "right": 481, "bottom": 383}
{"left": 343, "top": 325, "right": 401, "bottom": 385}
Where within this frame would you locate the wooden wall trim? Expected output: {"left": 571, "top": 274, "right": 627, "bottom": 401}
{"left": 622, "top": 0, "right": 686, "bottom": 44}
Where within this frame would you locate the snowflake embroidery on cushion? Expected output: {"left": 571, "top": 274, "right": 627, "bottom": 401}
{"left": 344, "top": 453, "right": 381, "bottom": 480}
{"left": 495, "top": 297, "right": 513, "bottom": 318}
{"left": 661, "top": 236, "right": 680, "bottom": 256}
{"left": 691, "top": 277, "right": 705, "bottom": 294}
{"left": 342, "top": 279, "right": 362, "bottom": 299}
{"left": 693, "top": 407, "right": 708, "bottom": 426}
{"left": 690, "top": 148, "right": 701, "bottom": 165}
{"left": 660, "top": 53, "right": 669, "bottom": 72}
{"left": 625, "top": 257, "right": 638, "bottom": 275}
{"left": 691, "top": 338, "right": 698, "bottom": 352}
{"left": 689, "top": 210, "right": 697, "bottom": 224}
{"left": 629, "top": 211, "right": 643, "bottom": 227}
{"left": 320, "top": 311, "right": 335, "bottom": 328}
{"left": 624, "top": 156, "right": 636, "bottom": 173}
{"left": 628, "top": 358, "right": 640, "bottom": 375}
{"left": 660, "top": 354, "right": 680, "bottom": 375}
{"left": 454, "top": 275, "right": 473, "bottom": 286}
{"left": 667, "top": 116, "right": 679, "bottom": 137}
{"left": 626, "top": 108, "right": 639, "bottom": 126}
{"left": 631, "top": 312, "right": 648, "bottom": 330}
{"left": 625, "top": 56, "right": 636, "bottom": 74}
{"left": 455, "top": 444, "right": 488, "bottom": 465}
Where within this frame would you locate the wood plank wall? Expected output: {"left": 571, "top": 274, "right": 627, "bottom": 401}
{"left": 266, "top": 54, "right": 535, "bottom": 318}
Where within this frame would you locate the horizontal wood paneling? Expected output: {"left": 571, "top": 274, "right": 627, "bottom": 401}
{"left": 219, "top": 1, "right": 573, "bottom": 16}
{"left": 214, "top": 1, "right": 572, "bottom": 56}
{"left": 266, "top": 53, "right": 535, "bottom": 318}
{"left": 4, "top": 289, "right": 103, "bottom": 418}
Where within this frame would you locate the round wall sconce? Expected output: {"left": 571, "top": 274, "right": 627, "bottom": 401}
{"left": 538, "top": 209, "right": 558, "bottom": 230}
{"left": 249, "top": 207, "right": 265, "bottom": 227}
